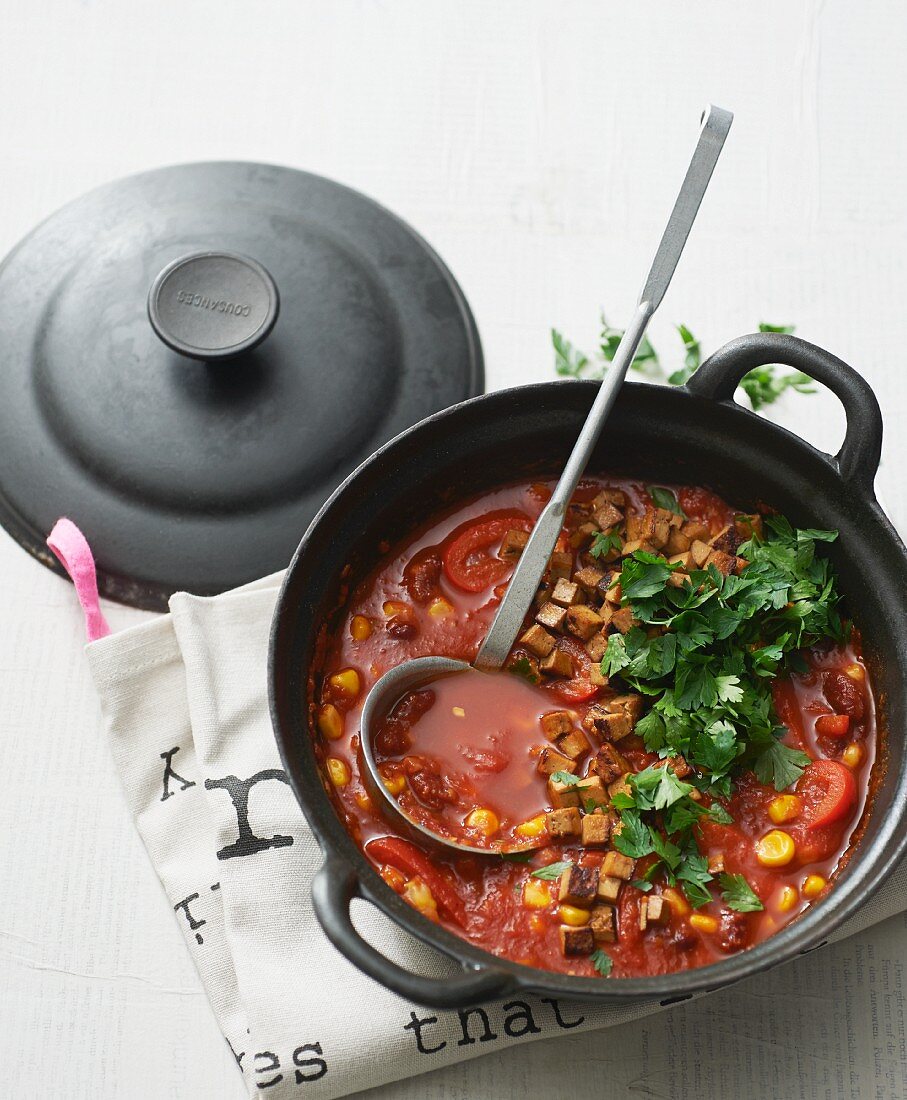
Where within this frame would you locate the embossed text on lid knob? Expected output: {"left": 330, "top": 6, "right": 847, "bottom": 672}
{"left": 147, "top": 250, "right": 280, "bottom": 361}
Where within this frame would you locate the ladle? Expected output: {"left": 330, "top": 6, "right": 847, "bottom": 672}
{"left": 360, "top": 104, "right": 733, "bottom": 854}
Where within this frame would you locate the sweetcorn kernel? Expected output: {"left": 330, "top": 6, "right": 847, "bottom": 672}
{"left": 403, "top": 877, "right": 439, "bottom": 921}
{"left": 380, "top": 865, "right": 406, "bottom": 892}
{"left": 465, "top": 808, "right": 500, "bottom": 837}
{"left": 662, "top": 887, "right": 691, "bottom": 917}
{"left": 452, "top": 706, "right": 466, "bottom": 718}
{"left": 755, "top": 830, "right": 796, "bottom": 867}
{"left": 558, "top": 904, "right": 591, "bottom": 927}
{"left": 317, "top": 703, "right": 343, "bottom": 741}
{"left": 383, "top": 600, "right": 409, "bottom": 617}
{"left": 768, "top": 794, "right": 802, "bottom": 825}
{"left": 328, "top": 668, "right": 361, "bottom": 698}
{"left": 529, "top": 914, "right": 546, "bottom": 934}
{"left": 350, "top": 615, "right": 373, "bottom": 641}
{"left": 689, "top": 913, "right": 719, "bottom": 934}
{"left": 802, "top": 874, "right": 827, "bottom": 899}
{"left": 428, "top": 598, "right": 454, "bottom": 617}
{"left": 777, "top": 885, "right": 799, "bottom": 912}
{"left": 844, "top": 663, "right": 865, "bottom": 682}
{"left": 842, "top": 742, "right": 864, "bottom": 768}
{"left": 326, "top": 757, "right": 351, "bottom": 787}
{"left": 515, "top": 814, "right": 548, "bottom": 839}
{"left": 382, "top": 774, "right": 407, "bottom": 796}
{"left": 354, "top": 791, "right": 374, "bottom": 812}
{"left": 523, "top": 878, "right": 551, "bottom": 909}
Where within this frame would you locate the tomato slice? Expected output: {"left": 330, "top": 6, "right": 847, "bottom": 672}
{"left": 545, "top": 636, "right": 602, "bottom": 703}
{"left": 797, "top": 759, "right": 857, "bottom": 829}
{"left": 365, "top": 835, "right": 466, "bottom": 926}
{"left": 441, "top": 511, "right": 534, "bottom": 593}
{"left": 815, "top": 713, "right": 851, "bottom": 739}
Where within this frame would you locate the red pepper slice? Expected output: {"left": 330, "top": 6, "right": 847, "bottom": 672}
{"left": 365, "top": 835, "right": 466, "bottom": 926}
{"left": 815, "top": 713, "right": 851, "bottom": 739}
{"left": 797, "top": 759, "right": 857, "bottom": 829}
{"left": 441, "top": 511, "right": 533, "bottom": 593}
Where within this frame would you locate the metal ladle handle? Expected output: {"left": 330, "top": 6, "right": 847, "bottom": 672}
{"left": 475, "top": 104, "right": 734, "bottom": 671}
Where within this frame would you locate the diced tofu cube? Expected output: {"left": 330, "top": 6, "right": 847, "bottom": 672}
{"left": 536, "top": 601, "right": 568, "bottom": 631}
{"left": 602, "top": 851, "right": 636, "bottom": 881}
{"left": 734, "top": 513, "right": 764, "bottom": 541}
{"left": 706, "top": 549, "right": 737, "bottom": 576}
{"left": 593, "top": 488, "right": 627, "bottom": 509}
{"left": 558, "top": 863, "right": 599, "bottom": 905}
{"left": 566, "top": 604, "right": 604, "bottom": 641}
{"left": 556, "top": 729, "right": 589, "bottom": 760}
{"left": 575, "top": 775, "right": 608, "bottom": 809}
{"left": 708, "top": 852, "right": 725, "bottom": 875}
{"left": 589, "top": 904, "right": 617, "bottom": 944}
{"left": 546, "top": 806, "right": 582, "bottom": 839}
{"left": 667, "top": 754, "right": 691, "bottom": 779}
{"left": 540, "top": 648, "right": 574, "bottom": 678}
{"left": 681, "top": 520, "right": 710, "bottom": 542}
{"left": 651, "top": 510, "right": 673, "bottom": 549}
{"left": 603, "top": 577, "right": 622, "bottom": 605}
{"left": 589, "top": 664, "right": 609, "bottom": 688}
{"left": 548, "top": 551, "right": 573, "bottom": 580}
{"left": 665, "top": 528, "right": 692, "bottom": 555}
{"left": 560, "top": 924, "right": 594, "bottom": 957}
{"left": 620, "top": 538, "right": 655, "bottom": 558}
{"left": 626, "top": 507, "right": 656, "bottom": 543}
{"left": 586, "top": 631, "right": 609, "bottom": 663}
{"left": 608, "top": 693, "right": 643, "bottom": 723}
{"left": 608, "top": 773, "right": 632, "bottom": 800}
{"left": 537, "top": 747, "right": 577, "bottom": 777}
{"left": 540, "top": 710, "right": 574, "bottom": 740}
{"left": 551, "top": 578, "right": 582, "bottom": 607}
{"left": 592, "top": 743, "right": 631, "bottom": 784}
{"left": 581, "top": 812, "right": 611, "bottom": 847}
{"left": 666, "top": 570, "right": 690, "bottom": 589}
{"left": 690, "top": 539, "right": 711, "bottom": 568}
{"left": 639, "top": 898, "right": 649, "bottom": 932}
{"left": 569, "top": 522, "right": 599, "bottom": 549}
{"left": 667, "top": 550, "right": 692, "bottom": 571}
{"left": 709, "top": 524, "right": 741, "bottom": 555}
{"left": 645, "top": 895, "right": 670, "bottom": 926}
{"left": 584, "top": 705, "right": 632, "bottom": 743}
{"left": 520, "top": 623, "right": 556, "bottom": 657}
{"left": 499, "top": 529, "right": 529, "bottom": 562}
{"left": 593, "top": 503, "right": 623, "bottom": 532}
{"left": 574, "top": 566, "right": 605, "bottom": 594}
{"left": 597, "top": 875, "right": 622, "bottom": 903}
{"left": 610, "top": 606, "right": 638, "bottom": 635}
{"left": 547, "top": 776, "right": 581, "bottom": 809}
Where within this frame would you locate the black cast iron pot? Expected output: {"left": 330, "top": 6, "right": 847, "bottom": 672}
{"left": 269, "top": 332, "right": 907, "bottom": 1008}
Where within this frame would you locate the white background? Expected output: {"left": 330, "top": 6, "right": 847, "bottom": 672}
{"left": 1, "top": 2, "right": 905, "bottom": 1097}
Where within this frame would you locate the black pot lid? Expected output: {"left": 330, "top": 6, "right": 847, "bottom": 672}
{"left": 0, "top": 162, "right": 483, "bottom": 610}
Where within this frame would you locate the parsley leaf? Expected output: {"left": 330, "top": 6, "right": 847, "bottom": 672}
{"left": 508, "top": 657, "right": 539, "bottom": 684}
{"left": 719, "top": 872, "right": 765, "bottom": 912}
{"left": 550, "top": 771, "right": 581, "bottom": 786}
{"left": 647, "top": 485, "right": 686, "bottom": 516}
{"left": 530, "top": 861, "right": 572, "bottom": 881}
{"left": 590, "top": 948, "right": 613, "bottom": 977}
{"left": 754, "top": 738, "right": 811, "bottom": 791}
{"left": 590, "top": 531, "right": 622, "bottom": 559}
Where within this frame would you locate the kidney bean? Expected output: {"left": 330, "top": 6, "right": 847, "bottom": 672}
{"left": 402, "top": 548, "right": 443, "bottom": 604}
{"left": 717, "top": 909, "right": 750, "bottom": 952}
{"left": 823, "top": 670, "right": 864, "bottom": 720}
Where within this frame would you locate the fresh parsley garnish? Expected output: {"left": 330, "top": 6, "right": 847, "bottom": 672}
{"left": 550, "top": 771, "right": 582, "bottom": 786}
{"left": 530, "top": 861, "right": 572, "bottom": 881}
{"left": 500, "top": 850, "right": 534, "bottom": 863}
{"left": 719, "top": 873, "right": 765, "bottom": 912}
{"left": 647, "top": 485, "right": 686, "bottom": 517}
{"left": 552, "top": 320, "right": 815, "bottom": 410}
{"left": 601, "top": 517, "right": 843, "bottom": 908}
{"left": 508, "top": 656, "right": 540, "bottom": 684}
{"left": 590, "top": 948, "right": 614, "bottom": 977}
{"left": 590, "top": 531, "right": 623, "bottom": 559}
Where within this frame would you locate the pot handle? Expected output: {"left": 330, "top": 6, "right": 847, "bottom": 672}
{"left": 685, "top": 333, "right": 883, "bottom": 496}
{"left": 312, "top": 856, "right": 517, "bottom": 1008}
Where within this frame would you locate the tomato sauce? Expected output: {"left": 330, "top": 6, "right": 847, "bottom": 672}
{"left": 311, "top": 477, "right": 877, "bottom": 979}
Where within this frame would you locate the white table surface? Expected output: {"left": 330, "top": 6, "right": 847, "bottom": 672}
{"left": 2, "top": 2, "right": 906, "bottom": 1096}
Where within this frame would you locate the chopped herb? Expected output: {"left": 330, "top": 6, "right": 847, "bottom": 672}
{"left": 647, "top": 485, "right": 686, "bottom": 517}
{"left": 550, "top": 770, "right": 582, "bottom": 786}
{"left": 500, "top": 850, "right": 534, "bottom": 863}
{"left": 530, "top": 860, "right": 572, "bottom": 881}
{"left": 508, "top": 656, "right": 540, "bottom": 684}
{"left": 719, "top": 872, "right": 765, "bottom": 912}
{"left": 552, "top": 317, "right": 816, "bottom": 410}
{"left": 590, "top": 531, "right": 623, "bottom": 559}
{"left": 754, "top": 739, "right": 812, "bottom": 791}
{"left": 590, "top": 948, "right": 614, "bottom": 977}
{"left": 630, "top": 878, "right": 654, "bottom": 892}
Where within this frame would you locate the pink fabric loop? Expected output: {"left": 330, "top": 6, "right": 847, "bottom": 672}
{"left": 47, "top": 518, "right": 111, "bottom": 642}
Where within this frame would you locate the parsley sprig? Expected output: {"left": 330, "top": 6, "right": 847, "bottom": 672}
{"left": 604, "top": 517, "right": 844, "bottom": 907}
{"left": 553, "top": 319, "right": 816, "bottom": 411}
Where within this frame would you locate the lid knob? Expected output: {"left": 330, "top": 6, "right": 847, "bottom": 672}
{"left": 147, "top": 250, "right": 279, "bottom": 361}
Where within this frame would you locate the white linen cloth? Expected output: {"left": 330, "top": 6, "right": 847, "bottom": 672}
{"left": 86, "top": 573, "right": 907, "bottom": 1100}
